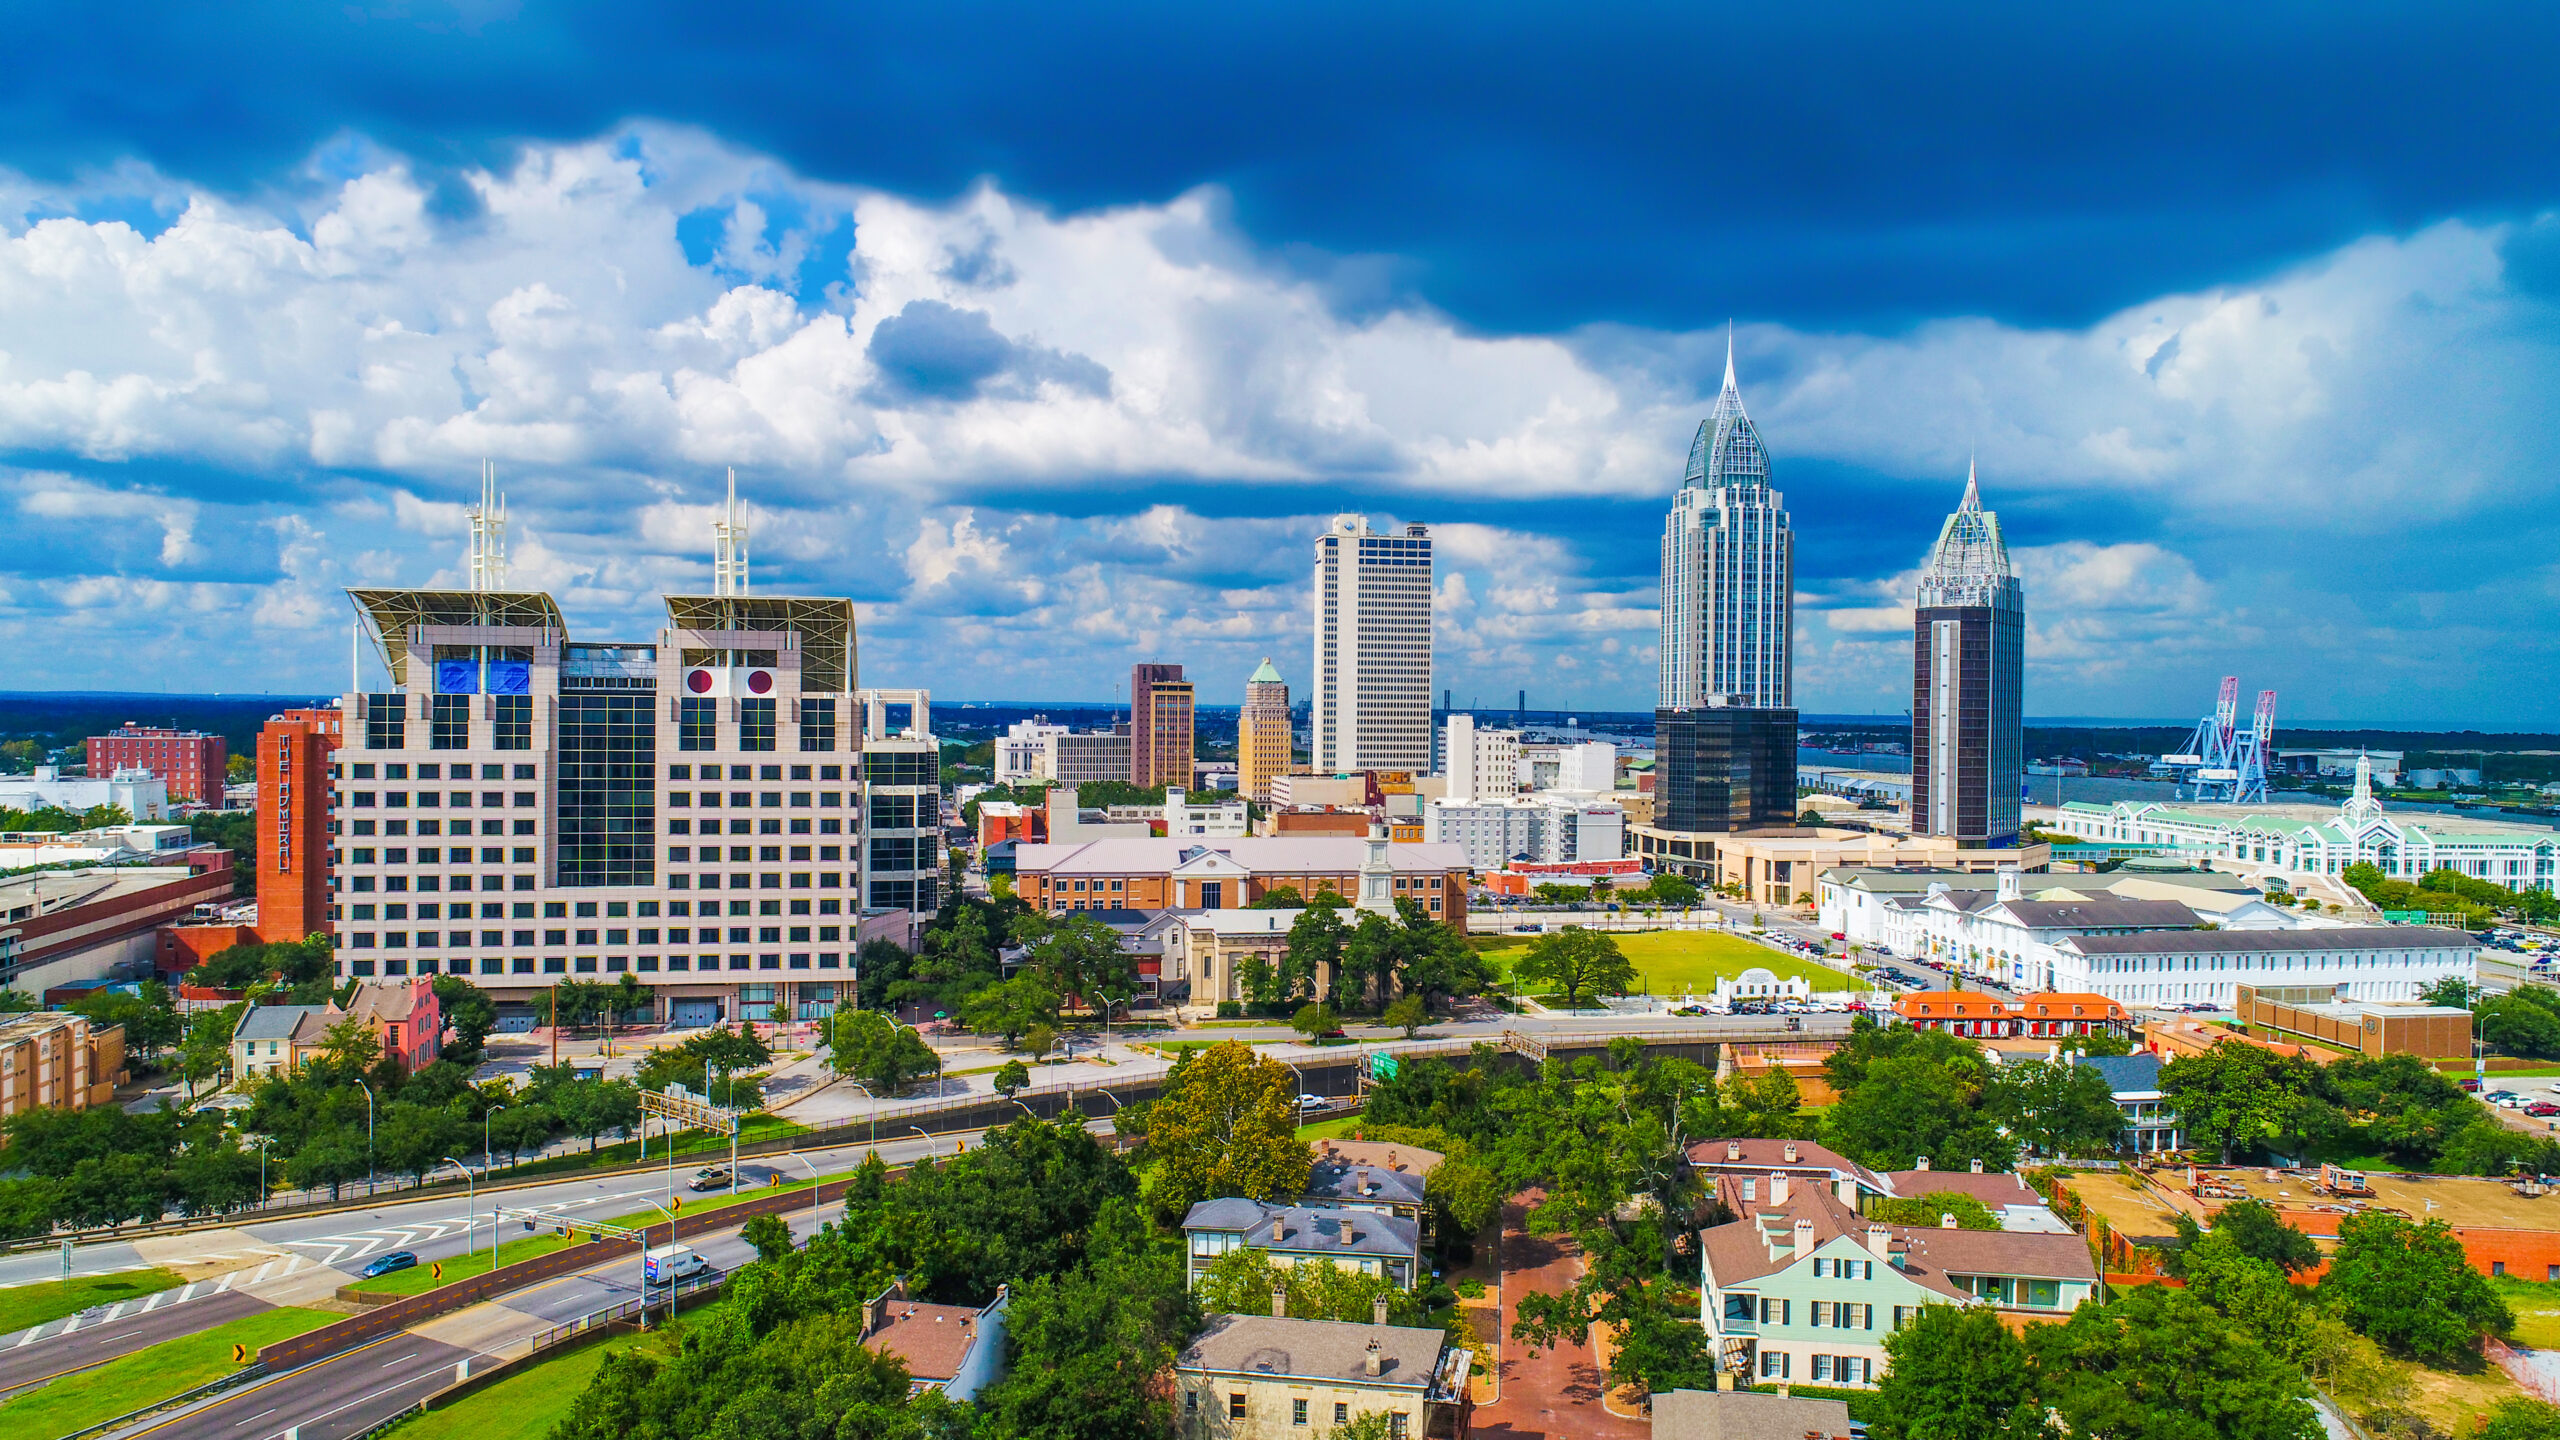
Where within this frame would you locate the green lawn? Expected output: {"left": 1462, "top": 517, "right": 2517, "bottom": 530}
{"left": 0, "top": 1268, "right": 184, "bottom": 1337}
{"left": 0, "top": 1307, "right": 334, "bottom": 1440}
{"left": 346, "top": 1233, "right": 576, "bottom": 1296}
{"left": 402, "top": 1333, "right": 655, "bottom": 1440}
{"left": 1481, "top": 929, "right": 1856, "bottom": 997}
{"left": 2493, "top": 1276, "right": 2560, "bottom": 1350}
{"left": 1297, "top": 1116, "right": 1362, "bottom": 1142}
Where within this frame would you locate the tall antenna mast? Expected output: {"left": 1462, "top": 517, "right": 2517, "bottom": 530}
{"left": 467, "top": 459, "right": 509, "bottom": 593}
{"left": 713, "top": 467, "right": 750, "bottom": 597}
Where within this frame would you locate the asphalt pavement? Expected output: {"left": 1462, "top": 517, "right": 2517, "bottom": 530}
{"left": 0, "top": 1128, "right": 1017, "bottom": 1394}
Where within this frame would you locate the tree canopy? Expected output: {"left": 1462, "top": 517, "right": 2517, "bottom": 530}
{"left": 1144, "top": 1042, "right": 1308, "bottom": 1218}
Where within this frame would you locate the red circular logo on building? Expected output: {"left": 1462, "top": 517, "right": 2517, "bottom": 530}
{"left": 686, "top": 669, "right": 716, "bottom": 694}
{"left": 746, "top": 670, "right": 774, "bottom": 695}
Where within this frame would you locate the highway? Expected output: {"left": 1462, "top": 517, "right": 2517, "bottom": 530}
{"left": 0, "top": 1128, "right": 987, "bottom": 1394}
{"left": 128, "top": 1219, "right": 778, "bottom": 1440}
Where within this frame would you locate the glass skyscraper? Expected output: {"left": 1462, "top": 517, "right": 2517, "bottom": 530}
{"left": 1911, "top": 465, "right": 2026, "bottom": 847}
{"left": 1659, "top": 344, "right": 1793, "bottom": 711}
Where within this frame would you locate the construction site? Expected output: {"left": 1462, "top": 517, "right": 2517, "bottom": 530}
{"left": 2058, "top": 1160, "right": 2560, "bottom": 1282}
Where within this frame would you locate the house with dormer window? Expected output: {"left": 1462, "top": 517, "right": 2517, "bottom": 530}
{"left": 1698, "top": 1174, "right": 2096, "bottom": 1387}
{"left": 1182, "top": 1198, "right": 1424, "bottom": 1292}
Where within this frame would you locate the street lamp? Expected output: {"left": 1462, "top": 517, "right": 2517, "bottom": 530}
{"left": 844, "top": 1080, "right": 878, "bottom": 1156}
{"left": 354, "top": 1078, "right": 376, "bottom": 1191}
{"left": 1010, "top": 1098, "right": 1038, "bottom": 1121}
{"left": 483, "top": 1103, "right": 508, "bottom": 1172}
{"left": 432, "top": 1157, "right": 477, "bottom": 1259}
{"left": 782, "top": 1152, "right": 822, "bottom": 1238}
{"left": 627, "top": 1197, "right": 677, "bottom": 1330}
{"left": 1099, "top": 995, "right": 1129, "bottom": 1052}
{"left": 909, "top": 1125, "right": 935, "bottom": 1157}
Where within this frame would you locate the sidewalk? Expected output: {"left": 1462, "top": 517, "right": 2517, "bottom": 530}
{"left": 1465, "top": 1193, "right": 1647, "bottom": 1440}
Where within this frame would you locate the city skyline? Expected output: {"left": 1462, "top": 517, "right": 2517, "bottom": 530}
{"left": 5, "top": 14, "right": 2560, "bottom": 726}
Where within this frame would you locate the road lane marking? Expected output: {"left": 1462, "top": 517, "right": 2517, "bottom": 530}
{"left": 231, "top": 1407, "right": 277, "bottom": 1428}
{"left": 100, "top": 1304, "right": 125, "bottom": 1321}
{"left": 214, "top": 1273, "right": 236, "bottom": 1293}
{"left": 178, "top": 1282, "right": 200, "bottom": 1302}
{"left": 92, "top": 1328, "right": 146, "bottom": 1345}
{"left": 378, "top": 1351, "right": 419, "bottom": 1368}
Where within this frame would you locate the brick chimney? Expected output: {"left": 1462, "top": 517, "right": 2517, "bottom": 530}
{"left": 1373, "top": 1294, "right": 1390, "bottom": 1327}
{"left": 1916, "top": 1155, "right": 1931, "bottom": 1172}
{"left": 1726, "top": 1141, "right": 1742, "bottom": 1161}
{"left": 1271, "top": 1217, "right": 1288, "bottom": 1244}
{"left": 1866, "top": 1225, "right": 1891, "bottom": 1258}
{"left": 1969, "top": 1159, "right": 1984, "bottom": 1174}
{"left": 1939, "top": 1213, "right": 1958, "bottom": 1229}
{"left": 1769, "top": 1173, "right": 1790, "bottom": 1205}
{"left": 1273, "top": 1287, "right": 1289, "bottom": 1319}
{"left": 1783, "top": 1143, "right": 1799, "bottom": 1163}
{"left": 1364, "top": 1338, "right": 1383, "bottom": 1377}
{"left": 1792, "top": 1218, "right": 1815, "bottom": 1257}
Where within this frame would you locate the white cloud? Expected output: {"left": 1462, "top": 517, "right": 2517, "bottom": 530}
{"left": 0, "top": 126, "right": 2552, "bottom": 720}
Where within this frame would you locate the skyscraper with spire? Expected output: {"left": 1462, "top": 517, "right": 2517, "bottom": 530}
{"left": 1911, "top": 463, "right": 2026, "bottom": 847}
{"left": 1653, "top": 339, "right": 1798, "bottom": 838}
{"left": 1659, "top": 338, "right": 1793, "bottom": 710}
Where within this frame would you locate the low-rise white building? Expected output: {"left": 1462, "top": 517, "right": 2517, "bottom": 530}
{"left": 994, "top": 721, "right": 1070, "bottom": 784}
{"left": 1519, "top": 739, "right": 1616, "bottom": 793}
{"left": 2058, "top": 926, "right": 2473, "bottom": 1008}
{"left": 1424, "top": 795, "right": 1623, "bottom": 870}
{"left": 0, "top": 767, "right": 169, "bottom": 822}
{"left": 1106, "top": 788, "right": 1250, "bottom": 839}
{"left": 1821, "top": 866, "right": 2303, "bottom": 988}
{"left": 2045, "top": 755, "right": 2558, "bottom": 893}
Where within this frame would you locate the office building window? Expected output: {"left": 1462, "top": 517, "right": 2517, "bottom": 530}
{"left": 869, "top": 793, "right": 917, "bottom": 828}
{"left": 557, "top": 693, "right": 656, "bottom": 887}
{"left": 495, "top": 694, "right": 532, "bottom": 750}
{"left": 366, "top": 694, "right": 406, "bottom": 750}
{"left": 679, "top": 697, "right": 716, "bottom": 752}
{"left": 739, "top": 698, "right": 776, "bottom": 752}
{"left": 799, "top": 696, "right": 836, "bottom": 752}
{"left": 861, "top": 751, "right": 936, "bottom": 786}
{"left": 430, "top": 694, "right": 470, "bottom": 750}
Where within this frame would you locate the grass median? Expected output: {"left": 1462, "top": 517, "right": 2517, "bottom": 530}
{"left": 0, "top": 1307, "right": 335, "bottom": 1440}
{"left": 401, "top": 1331, "right": 660, "bottom": 1440}
{"left": 344, "top": 1233, "right": 577, "bottom": 1297}
{"left": 0, "top": 1268, "right": 185, "bottom": 1337}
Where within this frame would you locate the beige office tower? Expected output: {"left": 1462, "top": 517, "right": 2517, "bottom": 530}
{"left": 1238, "top": 659, "right": 1291, "bottom": 802}
{"left": 1310, "top": 515, "right": 1434, "bottom": 773}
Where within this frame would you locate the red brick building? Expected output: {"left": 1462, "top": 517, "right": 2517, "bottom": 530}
{"left": 257, "top": 707, "right": 343, "bottom": 943}
{"left": 86, "top": 725, "right": 227, "bottom": 804}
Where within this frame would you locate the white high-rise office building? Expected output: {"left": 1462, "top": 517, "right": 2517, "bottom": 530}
{"left": 1311, "top": 515, "right": 1434, "bottom": 773}
{"left": 1659, "top": 341, "right": 1793, "bottom": 709}
{"left": 1441, "top": 715, "right": 1522, "bottom": 803}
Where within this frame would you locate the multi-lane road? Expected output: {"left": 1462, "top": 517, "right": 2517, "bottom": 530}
{"left": 0, "top": 1128, "right": 991, "bottom": 1415}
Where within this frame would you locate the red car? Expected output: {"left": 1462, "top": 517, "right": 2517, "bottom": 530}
{"left": 2460, "top": 1078, "right": 2483, "bottom": 1092}
{"left": 2526, "top": 1102, "right": 2560, "bottom": 1118}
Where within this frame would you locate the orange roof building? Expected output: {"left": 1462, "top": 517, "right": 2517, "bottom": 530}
{"left": 1892, "top": 991, "right": 2017, "bottom": 1037}
{"left": 2012, "top": 993, "right": 2131, "bottom": 1038}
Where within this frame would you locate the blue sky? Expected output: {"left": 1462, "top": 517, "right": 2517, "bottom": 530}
{"left": 2, "top": 2, "right": 2557, "bottom": 724}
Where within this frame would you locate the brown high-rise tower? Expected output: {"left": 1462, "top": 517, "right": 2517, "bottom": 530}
{"left": 1130, "top": 663, "right": 1195, "bottom": 790}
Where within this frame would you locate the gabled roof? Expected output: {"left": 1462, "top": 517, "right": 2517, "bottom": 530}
{"left": 1698, "top": 1184, "right": 2095, "bottom": 1300}
{"left": 1652, "top": 1388, "right": 1854, "bottom": 1440}
{"left": 1990, "top": 899, "right": 2202, "bottom": 930}
{"left": 1894, "top": 992, "right": 2014, "bottom": 1020}
{"left": 1180, "top": 1199, "right": 1421, "bottom": 1261}
{"left": 232, "top": 1004, "right": 334, "bottom": 1044}
{"left": 1685, "top": 1138, "right": 1888, "bottom": 1196}
{"left": 2062, "top": 926, "right": 2472, "bottom": 956}
{"left": 2074, "top": 1052, "right": 2164, "bottom": 1095}
{"left": 1180, "top": 1314, "right": 1452, "bottom": 1394}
